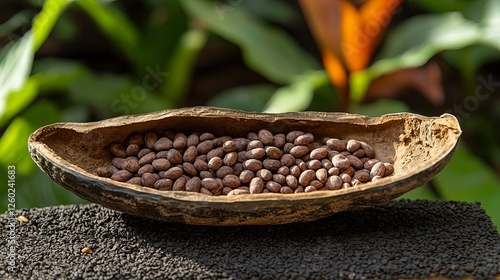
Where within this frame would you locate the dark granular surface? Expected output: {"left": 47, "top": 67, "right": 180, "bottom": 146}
{"left": 1, "top": 200, "right": 499, "bottom": 279}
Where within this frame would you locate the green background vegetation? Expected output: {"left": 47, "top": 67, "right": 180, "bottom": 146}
{"left": 1, "top": 0, "right": 499, "bottom": 229}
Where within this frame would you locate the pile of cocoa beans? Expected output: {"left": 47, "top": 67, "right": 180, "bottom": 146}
{"left": 96, "top": 130, "right": 394, "bottom": 196}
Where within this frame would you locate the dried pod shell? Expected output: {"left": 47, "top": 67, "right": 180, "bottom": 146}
{"left": 29, "top": 107, "right": 460, "bottom": 226}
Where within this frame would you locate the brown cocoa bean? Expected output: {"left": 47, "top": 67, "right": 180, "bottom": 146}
{"left": 186, "top": 133, "right": 200, "bottom": 147}
{"left": 266, "top": 181, "right": 281, "bottom": 193}
{"left": 280, "top": 186, "right": 293, "bottom": 194}
{"left": 353, "top": 170, "right": 370, "bottom": 183}
{"left": 285, "top": 175, "right": 298, "bottom": 189}
{"left": 307, "top": 159, "right": 322, "bottom": 170}
{"left": 290, "top": 165, "right": 301, "bottom": 177}
{"left": 194, "top": 159, "right": 209, "bottom": 172}
{"left": 294, "top": 133, "right": 314, "bottom": 145}
{"left": 126, "top": 144, "right": 140, "bottom": 156}
{"left": 112, "top": 157, "right": 126, "bottom": 169}
{"left": 123, "top": 157, "right": 140, "bottom": 172}
{"left": 185, "top": 177, "right": 201, "bottom": 192}
{"left": 247, "top": 132, "right": 259, "bottom": 140}
{"left": 199, "top": 132, "right": 215, "bottom": 141}
{"left": 258, "top": 129, "right": 274, "bottom": 145}
{"left": 141, "top": 172, "right": 160, "bottom": 187}
{"left": 265, "top": 146, "right": 283, "bottom": 159}
{"left": 163, "top": 167, "right": 183, "bottom": 180}
{"left": 154, "top": 179, "right": 173, "bottom": 190}
{"left": 272, "top": 174, "right": 286, "bottom": 185}
{"left": 223, "top": 175, "right": 241, "bottom": 188}
{"left": 222, "top": 140, "right": 237, "bottom": 152}
{"left": 325, "top": 175, "right": 342, "bottom": 190}
{"left": 294, "top": 186, "right": 304, "bottom": 193}
{"left": 247, "top": 140, "right": 264, "bottom": 150}
{"left": 138, "top": 164, "right": 154, "bottom": 176}
{"left": 223, "top": 152, "right": 238, "bottom": 166}
{"left": 315, "top": 168, "right": 328, "bottom": 183}
{"left": 352, "top": 149, "right": 365, "bottom": 158}
{"left": 201, "top": 178, "right": 218, "bottom": 190}
{"left": 197, "top": 140, "right": 214, "bottom": 154}
{"left": 207, "top": 147, "right": 224, "bottom": 160}
{"left": 245, "top": 148, "right": 266, "bottom": 159}
{"left": 172, "top": 176, "right": 187, "bottom": 191}
{"left": 298, "top": 170, "right": 316, "bottom": 186}
{"left": 310, "top": 147, "right": 329, "bottom": 160}
{"left": 360, "top": 141, "right": 375, "bottom": 158}
{"left": 138, "top": 152, "right": 156, "bottom": 166}
{"left": 153, "top": 137, "right": 172, "bottom": 151}
{"left": 263, "top": 159, "right": 281, "bottom": 170}
{"left": 326, "top": 138, "right": 346, "bottom": 151}
{"left": 166, "top": 149, "right": 182, "bottom": 164}
{"left": 181, "top": 146, "right": 196, "bottom": 162}
{"left": 138, "top": 148, "right": 152, "bottom": 159}
{"left": 290, "top": 146, "right": 309, "bottom": 157}
{"left": 239, "top": 170, "right": 255, "bottom": 184}
{"left": 256, "top": 169, "right": 273, "bottom": 181}
{"left": 328, "top": 167, "right": 340, "bottom": 176}
{"left": 277, "top": 166, "right": 290, "bottom": 176}
{"left": 126, "top": 177, "right": 142, "bottom": 186}
{"left": 283, "top": 143, "right": 294, "bottom": 153}
{"left": 208, "top": 157, "right": 223, "bottom": 170}
{"left": 286, "top": 131, "right": 303, "bottom": 143}
{"left": 304, "top": 186, "right": 317, "bottom": 192}
{"left": 321, "top": 159, "right": 334, "bottom": 169}
{"left": 232, "top": 163, "right": 243, "bottom": 176}
{"left": 128, "top": 134, "right": 144, "bottom": 146}
{"left": 370, "top": 162, "right": 386, "bottom": 178}
{"left": 109, "top": 143, "right": 126, "bottom": 157}
{"left": 216, "top": 166, "right": 233, "bottom": 178}
{"left": 96, "top": 167, "right": 112, "bottom": 178}
{"left": 200, "top": 171, "right": 214, "bottom": 179}
{"left": 340, "top": 173, "right": 351, "bottom": 183}
{"left": 182, "top": 162, "right": 198, "bottom": 177}
{"left": 347, "top": 139, "right": 361, "bottom": 152}
{"left": 199, "top": 187, "right": 213, "bottom": 196}
{"left": 243, "top": 159, "right": 263, "bottom": 171}
{"left": 274, "top": 134, "right": 286, "bottom": 148}
{"left": 331, "top": 154, "right": 350, "bottom": 169}
{"left": 364, "top": 159, "right": 380, "bottom": 170}
{"left": 347, "top": 155, "right": 364, "bottom": 169}
{"left": 384, "top": 163, "right": 394, "bottom": 176}
{"left": 152, "top": 158, "right": 171, "bottom": 171}
{"left": 155, "top": 151, "right": 168, "bottom": 159}
{"left": 173, "top": 133, "right": 187, "bottom": 149}
{"left": 280, "top": 154, "right": 295, "bottom": 167}
{"left": 249, "top": 177, "right": 264, "bottom": 194}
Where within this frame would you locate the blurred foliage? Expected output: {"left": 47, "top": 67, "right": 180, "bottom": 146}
{"left": 0, "top": 0, "right": 499, "bottom": 229}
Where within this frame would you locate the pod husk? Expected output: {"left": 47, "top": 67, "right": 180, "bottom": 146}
{"left": 28, "top": 107, "right": 461, "bottom": 225}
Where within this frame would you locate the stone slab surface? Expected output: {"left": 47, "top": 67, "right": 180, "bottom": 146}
{"left": 1, "top": 200, "right": 499, "bottom": 279}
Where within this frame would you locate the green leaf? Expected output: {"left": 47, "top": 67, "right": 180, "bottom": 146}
{"left": 139, "top": 0, "right": 188, "bottom": 71}
{"left": 0, "top": 31, "right": 35, "bottom": 126}
{"left": 264, "top": 71, "right": 328, "bottom": 113}
{"left": 479, "top": 0, "right": 500, "bottom": 51}
{"left": 243, "top": 0, "right": 298, "bottom": 25}
{"left": 31, "top": 58, "right": 90, "bottom": 93}
{"left": 182, "top": 0, "right": 319, "bottom": 84}
{"left": 77, "top": 0, "right": 140, "bottom": 65}
{"left": 162, "top": 28, "right": 207, "bottom": 106}
{"left": 435, "top": 143, "right": 500, "bottom": 228}
{"left": 410, "top": 0, "right": 471, "bottom": 14}
{"left": 0, "top": 100, "right": 60, "bottom": 175}
{"left": 0, "top": 10, "right": 32, "bottom": 38}
{"left": 32, "top": 0, "right": 72, "bottom": 51}
{"left": 0, "top": 78, "right": 38, "bottom": 127}
{"left": 207, "top": 84, "right": 276, "bottom": 111}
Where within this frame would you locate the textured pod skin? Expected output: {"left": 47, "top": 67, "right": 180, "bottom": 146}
{"left": 28, "top": 107, "right": 461, "bottom": 226}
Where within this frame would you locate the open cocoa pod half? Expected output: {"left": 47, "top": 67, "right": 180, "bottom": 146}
{"left": 28, "top": 107, "right": 461, "bottom": 225}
